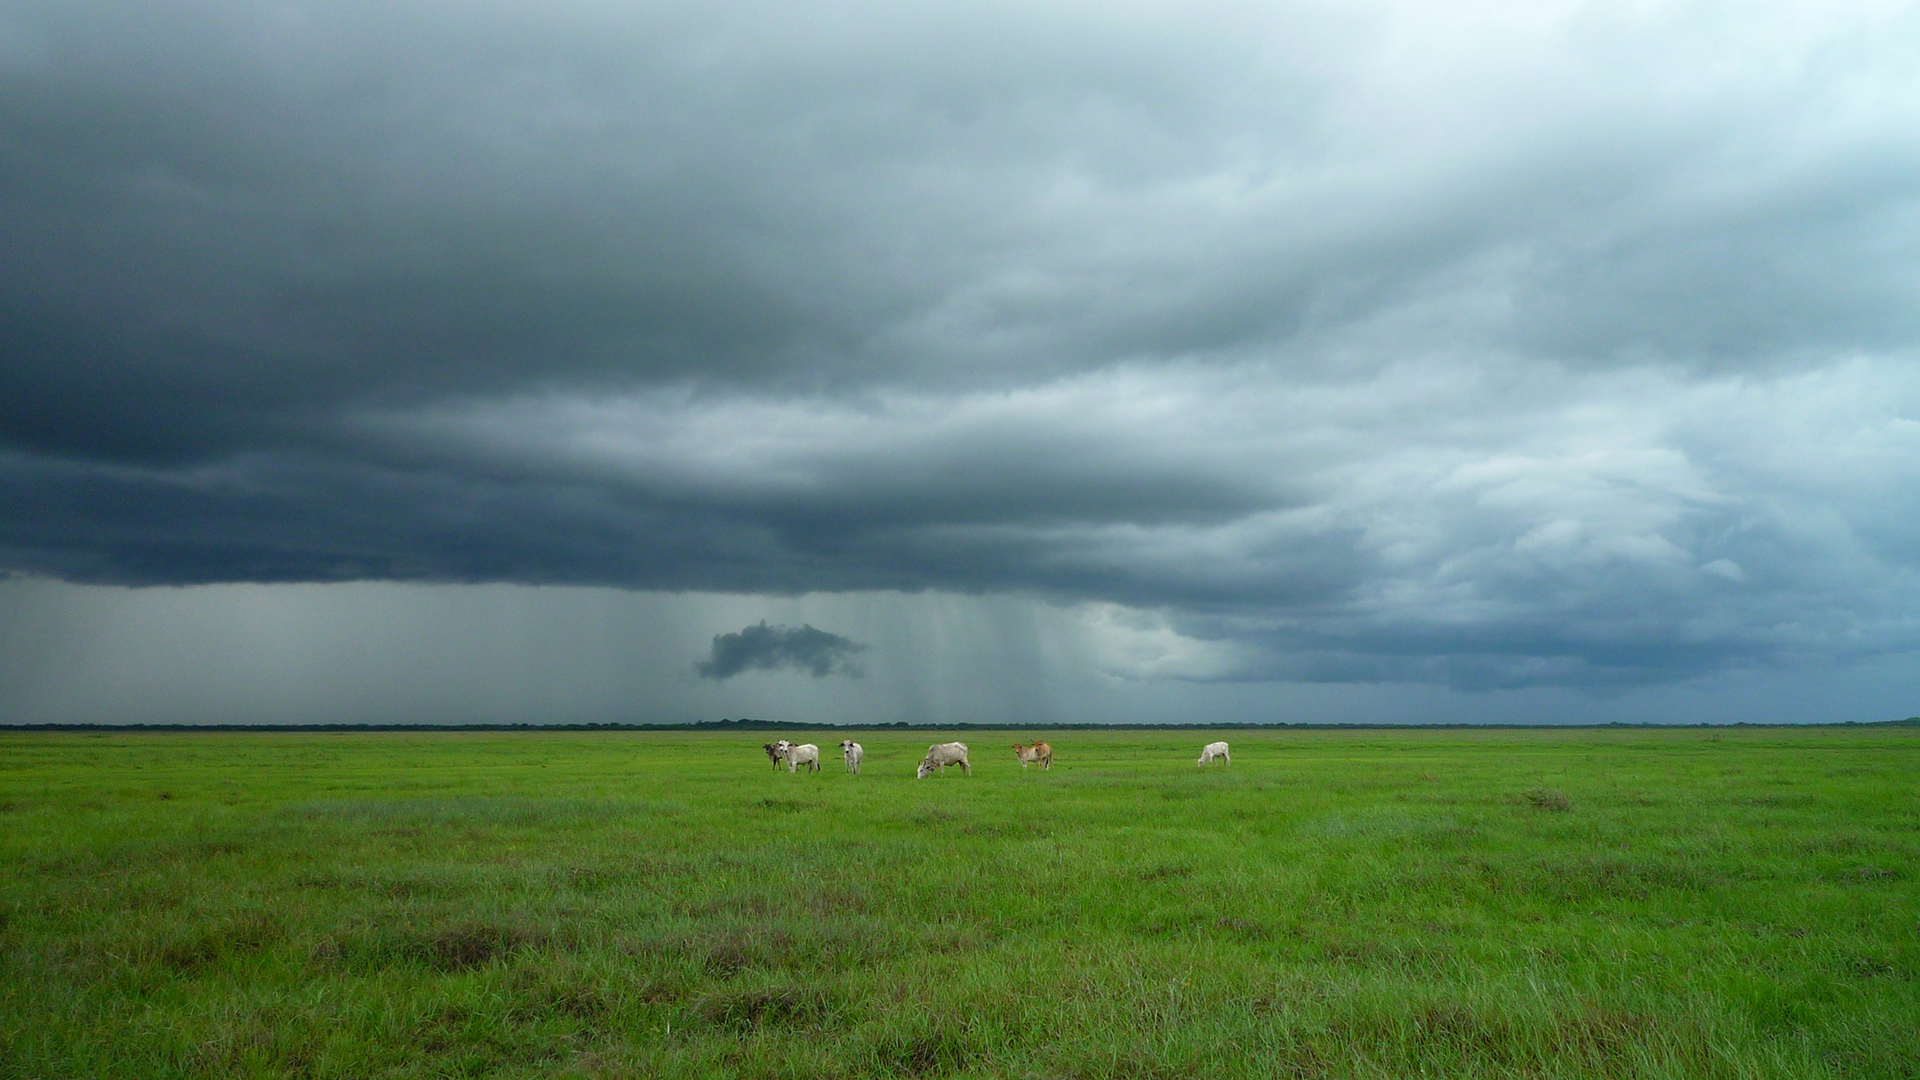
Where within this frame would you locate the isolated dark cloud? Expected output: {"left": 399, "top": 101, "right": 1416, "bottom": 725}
{"left": 696, "top": 622, "right": 867, "bottom": 680}
{"left": 2, "top": 0, "right": 1919, "bottom": 692}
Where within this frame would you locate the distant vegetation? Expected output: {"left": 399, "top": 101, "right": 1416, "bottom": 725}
{"left": 12, "top": 715, "right": 1920, "bottom": 731}
{"left": 1, "top": 727, "right": 1915, "bottom": 1077}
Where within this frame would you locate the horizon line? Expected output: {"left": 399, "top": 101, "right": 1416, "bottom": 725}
{"left": 4, "top": 718, "right": 1917, "bottom": 732}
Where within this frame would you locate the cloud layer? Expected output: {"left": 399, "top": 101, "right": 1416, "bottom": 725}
{"left": 696, "top": 621, "right": 868, "bottom": 680}
{"left": 3, "top": 0, "right": 1918, "bottom": 697}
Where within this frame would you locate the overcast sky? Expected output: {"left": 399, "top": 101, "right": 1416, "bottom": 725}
{"left": 3, "top": 0, "right": 1917, "bottom": 725}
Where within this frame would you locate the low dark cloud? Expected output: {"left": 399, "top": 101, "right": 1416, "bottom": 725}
{"left": 695, "top": 622, "right": 867, "bottom": 680}
{"left": 3, "top": 0, "right": 1919, "bottom": 696}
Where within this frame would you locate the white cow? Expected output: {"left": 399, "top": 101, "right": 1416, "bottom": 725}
{"left": 840, "top": 740, "right": 864, "bottom": 774}
{"left": 915, "top": 741, "right": 971, "bottom": 779}
{"left": 780, "top": 742, "right": 821, "bottom": 773}
{"left": 1197, "top": 741, "right": 1231, "bottom": 767}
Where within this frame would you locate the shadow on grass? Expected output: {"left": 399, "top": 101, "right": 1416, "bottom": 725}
{"left": 314, "top": 919, "right": 554, "bottom": 972}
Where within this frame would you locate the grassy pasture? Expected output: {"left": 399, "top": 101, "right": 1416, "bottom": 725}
{"left": 0, "top": 727, "right": 1915, "bottom": 1079}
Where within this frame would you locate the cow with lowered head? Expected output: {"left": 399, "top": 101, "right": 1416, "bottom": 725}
{"left": 915, "top": 741, "right": 971, "bottom": 778}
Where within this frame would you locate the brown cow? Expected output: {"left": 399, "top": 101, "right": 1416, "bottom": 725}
{"left": 1013, "top": 741, "right": 1053, "bottom": 770}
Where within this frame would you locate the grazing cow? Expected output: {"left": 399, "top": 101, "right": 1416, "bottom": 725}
{"left": 1012, "top": 741, "right": 1053, "bottom": 770}
{"left": 841, "top": 740, "right": 864, "bottom": 774}
{"left": 1197, "top": 741, "right": 1231, "bottom": 767}
{"left": 780, "top": 742, "right": 822, "bottom": 773}
{"left": 762, "top": 742, "right": 783, "bottom": 769}
{"left": 915, "top": 741, "right": 971, "bottom": 779}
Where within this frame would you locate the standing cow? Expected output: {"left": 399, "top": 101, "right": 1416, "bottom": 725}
{"left": 915, "top": 742, "right": 971, "bottom": 778}
{"left": 1197, "top": 741, "right": 1231, "bottom": 767}
{"left": 778, "top": 742, "right": 822, "bottom": 773}
{"left": 762, "top": 743, "right": 783, "bottom": 769}
{"left": 1012, "top": 741, "right": 1052, "bottom": 770}
{"left": 840, "top": 740, "right": 864, "bottom": 774}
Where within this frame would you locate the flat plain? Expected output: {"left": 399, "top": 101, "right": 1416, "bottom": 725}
{"left": 0, "top": 726, "right": 1915, "bottom": 1079}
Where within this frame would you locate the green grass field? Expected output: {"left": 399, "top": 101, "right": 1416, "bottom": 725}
{"left": 1, "top": 727, "right": 1915, "bottom": 1079}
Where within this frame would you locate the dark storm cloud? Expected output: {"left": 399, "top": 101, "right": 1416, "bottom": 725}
{"left": 3, "top": 0, "right": 1919, "bottom": 691}
{"left": 696, "top": 622, "right": 867, "bottom": 680}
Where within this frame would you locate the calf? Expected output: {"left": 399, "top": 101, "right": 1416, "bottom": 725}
{"left": 915, "top": 741, "right": 971, "bottom": 779}
{"left": 840, "top": 740, "right": 864, "bottom": 774}
{"left": 1012, "top": 741, "right": 1052, "bottom": 770}
{"left": 762, "top": 742, "right": 783, "bottom": 768}
{"left": 1197, "top": 741, "right": 1231, "bottom": 767}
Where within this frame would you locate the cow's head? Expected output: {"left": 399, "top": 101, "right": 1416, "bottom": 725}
{"left": 915, "top": 758, "right": 933, "bottom": 779}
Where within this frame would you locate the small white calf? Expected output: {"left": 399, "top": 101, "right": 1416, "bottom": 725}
{"left": 840, "top": 740, "right": 864, "bottom": 774}
{"left": 915, "top": 741, "right": 970, "bottom": 779}
{"left": 782, "top": 742, "right": 822, "bottom": 773}
{"left": 1197, "top": 741, "right": 1231, "bottom": 767}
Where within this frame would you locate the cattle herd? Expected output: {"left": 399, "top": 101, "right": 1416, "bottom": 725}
{"left": 760, "top": 738, "right": 1231, "bottom": 776}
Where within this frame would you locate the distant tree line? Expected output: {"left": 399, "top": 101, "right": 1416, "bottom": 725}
{"left": 5, "top": 717, "right": 1917, "bottom": 732}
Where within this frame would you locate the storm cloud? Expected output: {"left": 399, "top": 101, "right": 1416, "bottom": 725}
{"left": 696, "top": 622, "right": 868, "bottom": 680}
{"left": 2, "top": 0, "right": 1918, "bottom": 709}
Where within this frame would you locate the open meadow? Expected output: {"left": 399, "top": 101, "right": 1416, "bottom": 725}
{"left": 1, "top": 726, "right": 1915, "bottom": 1079}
